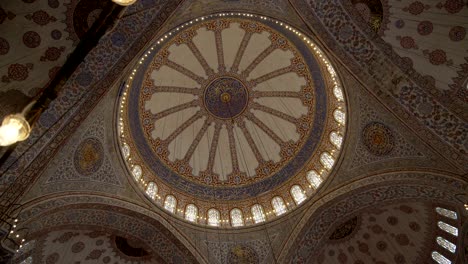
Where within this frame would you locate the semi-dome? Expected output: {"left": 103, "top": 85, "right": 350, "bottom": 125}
{"left": 117, "top": 13, "right": 347, "bottom": 227}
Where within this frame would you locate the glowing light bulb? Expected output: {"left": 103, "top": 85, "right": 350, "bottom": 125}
{"left": 0, "top": 114, "right": 31, "bottom": 146}
{"left": 112, "top": 0, "right": 137, "bottom": 6}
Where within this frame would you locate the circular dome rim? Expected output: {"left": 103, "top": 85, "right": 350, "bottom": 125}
{"left": 117, "top": 12, "right": 347, "bottom": 228}
{"left": 123, "top": 16, "right": 329, "bottom": 200}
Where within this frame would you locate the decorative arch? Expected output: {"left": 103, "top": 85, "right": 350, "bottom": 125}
{"left": 16, "top": 195, "right": 203, "bottom": 264}
{"left": 280, "top": 172, "right": 466, "bottom": 263}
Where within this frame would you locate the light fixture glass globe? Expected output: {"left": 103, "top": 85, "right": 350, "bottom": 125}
{"left": 0, "top": 114, "right": 31, "bottom": 146}
{"left": 112, "top": 0, "right": 137, "bottom": 6}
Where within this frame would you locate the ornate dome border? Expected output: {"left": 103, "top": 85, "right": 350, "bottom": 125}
{"left": 116, "top": 12, "right": 347, "bottom": 228}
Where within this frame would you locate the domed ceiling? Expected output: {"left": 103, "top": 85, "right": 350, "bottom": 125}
{"left": 117, "top": 13, "right": 347, "bottom": 227}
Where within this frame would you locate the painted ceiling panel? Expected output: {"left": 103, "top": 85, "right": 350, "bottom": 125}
{"left": 0, "top": 1, "right": 465, "bottom": 264}
{"left": 0, "top": 0, "right": 74, "bottom": 97}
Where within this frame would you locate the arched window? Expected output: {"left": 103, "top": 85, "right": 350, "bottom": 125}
{"left": 16, "top": 240, "right": 35, "bottom": 264}
{"left": 132, "top": 165, "right": 142, "bottom": 181}
{"left": 208, "top": 208, "right": 220, "bottom": 227}
{"left": 230, "top": 208, "right": 244, "bottom": 227}
{"left": 16, "top": 240, "right": 35, "bottom": 256}
{"left": 435, "top": 207, "right": 457, "bottom": 220}
{"left": 431, "top": 251, "right": 451, "bottom": 264}
{"left": 333, "top": 86, "right": 344, "bottom": 101}
{"left": 185, "top": 204, "right": 198, "bottom": 223}
{"left": 291, "top": 185, "right": 306, "bottom": 205}
{"left": 272, "top": 196, "right": 287, "bottom": 216}
{"left": 436, "top": 236, "right": 456, "bottom": 253}
{"left": 327, "top": 65, "right": 337, "bottom": 76}
{"left": 438, "top": 221, "right": 458, "bottom": 236}
{"left": 306, "top": 170, "right": 322, "bottom": 189}
{"left": 145, "top": 182, "right": 157, "bottom": 199}
{"left": 122, "top": 143, "right": 130, "bottom": 159}
{"left": 251, "top": 204, "right": 266, "bottom": 224}
{"left": 164, "top": 195, "right": 177, "bottom": 213}
{"left": 333, "top": 109, "right": 345, "bottom": 125}
{"left": 320, "top": 152, "right": 335, "bottom": 170}
{"left": 19, "top": 256, "right": 33, "bottom": 264}
{"left": 330, "top": 131, "right": 342, "bottom": 149}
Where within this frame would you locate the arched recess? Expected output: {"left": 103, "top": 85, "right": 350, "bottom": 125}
{"left": 14, "top": 195, "right": 203, "bottom": 264}
{"left": 279, "top": 172, "right": 466, "bottom": 263}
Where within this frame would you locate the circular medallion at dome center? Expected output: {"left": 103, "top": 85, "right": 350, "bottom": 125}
{"left": 204, "top": 77, "right": 248, "bottom": 119}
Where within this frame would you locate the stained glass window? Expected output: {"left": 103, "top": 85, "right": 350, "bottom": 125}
{"left": 132, "top": 165, "right": 142, "bottom": 181}
{"left": 185, "top": 204, "right": 198, "bottom": 223}
{"left": 291, "top": 185, "right": 306, "bottom": 205}
{"left": 438, "top": 221, "right": 458, "bottom": 236}
{"left": 145, "top": 182, "right": 157, "bottom": 200}
{"left": 435, "top": 207, "right": 457, "bottom": 220}
{"left": 230, "top": 208, "right": 244, "bottom": 227}
{"left": 431, "top": 251, "right": 451, "bottom": 264}
{"left": 164, "top": 195, "right": 177, "bottom": 213}
{"left": 330, "top": 131, "right": 342, "bottom": 149}
{"left": 436, "top": 236, "right": 456, "bottom": 253}
{"left": 19, "top": 256, "right": 33, "bottom": 264}
{"left": 272, "top": 196, "right": 287, "bottom": 216}
{"left": 208, "top": 208, "right": 220, "bottom": 227}
{"left": 333, "top": 109, "right": 345, "bottom": 125}
{"left": 251, "top": 204, "right": 266, "bottom": 224}
{"left": 320, "top": 152, "right": 335, "bottom": 170}
{"left": 333, "top": 86, "right": 344, "bottom": 101}
{"left": 306, "top": 170, "right": 322, "bottom": 189}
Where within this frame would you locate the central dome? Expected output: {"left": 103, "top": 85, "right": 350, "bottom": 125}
{"left": 118, "top": 13, "right": 346, "bottom": 227}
